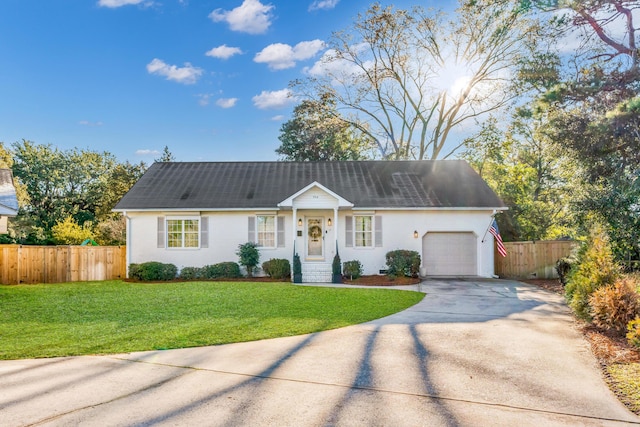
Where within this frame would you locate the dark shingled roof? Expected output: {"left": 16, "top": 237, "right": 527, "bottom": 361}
{"left": 114, "top": 160, "right": 506, "bottom": 210}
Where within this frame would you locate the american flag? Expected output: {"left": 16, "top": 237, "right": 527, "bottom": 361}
{"left": 489, "top": 219, "right": 507, "bottom": 257}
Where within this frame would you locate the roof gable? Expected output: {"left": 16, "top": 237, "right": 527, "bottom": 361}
{"left": 278, "top": 181, "right": 354, "bottom": 209}
{"left": 114, "top": 160, "right": 506, "bottom": 211}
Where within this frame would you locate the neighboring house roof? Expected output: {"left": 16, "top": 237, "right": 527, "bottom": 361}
{"left": 114, "top": 160, "right": 507, "bottom": 211}
{"left": 0, "top": 168, "right": 18, "bottom": 215}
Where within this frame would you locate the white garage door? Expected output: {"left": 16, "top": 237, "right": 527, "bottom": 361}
{"left": 423, "top": 232, "right": 477, "bottom": 276}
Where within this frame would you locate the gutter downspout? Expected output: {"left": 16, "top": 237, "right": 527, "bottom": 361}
{"left": 123, "top": 211, "right": 131, "bottom": 278}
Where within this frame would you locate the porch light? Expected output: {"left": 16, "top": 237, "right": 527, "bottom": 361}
{"left": 327, "top": 218, "right": 332, "bottom": 227}
{"left": 413, "top": 230, "right": 419, "bottom": 238}
{"left": 298, "top": 218, "right": 303, "bottom": 227}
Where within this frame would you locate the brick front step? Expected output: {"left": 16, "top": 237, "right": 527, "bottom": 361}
{"left": 301, "top": 262, "right": 332, "bottom": 283}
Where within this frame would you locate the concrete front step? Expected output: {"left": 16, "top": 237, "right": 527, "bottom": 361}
{"left": 301, "top": 262, "right": 332, "bottom": 283}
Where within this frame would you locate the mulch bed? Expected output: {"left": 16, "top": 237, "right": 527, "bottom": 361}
{"left": 341, "top": 275, "right": 421, "bottom": 286}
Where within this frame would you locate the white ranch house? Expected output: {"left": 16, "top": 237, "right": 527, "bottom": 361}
{"left": 114, "top": 160, "right": 507, "bottom": 282}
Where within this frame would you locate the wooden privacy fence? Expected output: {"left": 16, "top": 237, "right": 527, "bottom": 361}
{"left": 0, "top": 245, "right": 126, "bottom": 285}
{"left": 495, "top": 240, "right": 578, "bottom": 280}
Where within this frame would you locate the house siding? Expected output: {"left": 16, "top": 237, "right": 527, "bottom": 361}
{"left": 126, "top": 209, "right": 496, "bottom": 278}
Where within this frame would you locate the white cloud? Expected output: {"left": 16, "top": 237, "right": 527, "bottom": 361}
{"left": 205, "top": 44, "right": 243, "bottom": 59}
{"left": 136, "top": 149, "right": 160, "bottom": 156}
{"left": 209, "top": 0, "right": 274, "bottom": 35}
{"left": 146, "top": 58, "right": 203, "bottom": 84}
{"left": 254, "top": 39, "right": 324, "bottom": 70}
{"left": 270, "top": 115, "right": 285, "bottom": 121}
{"left": 252, "top": 89, "right": 296, "bottom": 109}
{"left": 98, "top": 0, "right": 146, "bottom": 7}
{"left": 196, "top": 94, "right": 212, "bottom": 106}
{"left": 308, "top": 0, "right": 339, "bottom": 11}
{"left": 216, "top": 97, "right": 238, "bottom": 108}
{"left": 304, "top": 45, "right": 372, "bottom": 78}
{"left": 78, "top": 120, "right": 103, "bottom": 126}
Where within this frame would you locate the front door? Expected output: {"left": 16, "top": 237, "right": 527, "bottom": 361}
{"left": 306, "top": 217, "right": 324, "bottom": 259}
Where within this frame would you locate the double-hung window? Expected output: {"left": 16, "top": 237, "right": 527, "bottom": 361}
{"left": 346, "top": 215, "right": 381, "bottom": 248}
{"left": 167, "top": 218, "right": 200, "bottom": 248}
{"left": 256, "top": 215, "right": 276, "bottom": 248}
{"left": 354, "top": 215, "right": 373, "bottom": 247}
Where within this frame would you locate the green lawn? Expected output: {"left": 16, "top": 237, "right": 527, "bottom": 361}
{"left": 0, "top": 280, "right": 424, "bottom": 360}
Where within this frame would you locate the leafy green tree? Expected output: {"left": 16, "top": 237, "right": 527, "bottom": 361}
{"left": 0, "top": 142, "right": 12, "bottom": 168}
{"left": 462, "top": 115, "right": 570, "bottom": 241}
{"left": 97, "top": 161, "right": 147, "bottom": 220}
{"left": 94, "top": 217, "right": 126, "bottom": 246}
{"left": 9, "top": 140, "right": 145, "bottom": 245}
{"left": 155, "top": 146, "right": 175, "bottom": 162}
{"left": 295, "top": 1, "right": 544, "bottom": 159}
{"left": 523, "top": 0, "right": 640, "bottom": 260}
{"left": 276, "top": 96, "right": 374, "bottom": 161}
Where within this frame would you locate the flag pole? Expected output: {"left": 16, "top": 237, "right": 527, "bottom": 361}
{"left": 481, "top": 210, "right": 499, "bottom": 243}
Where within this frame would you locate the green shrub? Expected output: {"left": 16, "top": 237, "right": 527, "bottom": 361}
{"left": 589, "top": 277, "right": 640, "bottom": 335}
{"left": 565, "top": 226, "right": 620, "bottom": 320}
{"left": 386, "top": 250, "right": 421, "bottom": 278}
{"left": 343, "top": 260, "right": 362, "bottom": 280}
{"left": 128, "top": 261, "right": 177, "bottom": 281}
{"left": 179, "top": 267, "right": 202, "bottom": 280}
{"left": 627, "top": 318, "right": 640, "bottom": 349}
{"left": 201, "top": 262, "right": 242, "bottom": 279}
{"left": 555, "top": 257, "right": 573, "bottom": 286}
{"left": 128, "top": 263, "right": 140, "bottom": 279}
{"left": 236, "top": 242, "right": 260, "bottom": 277}
{"left": 262, "top": 258, "right": 291, "bottom": 279}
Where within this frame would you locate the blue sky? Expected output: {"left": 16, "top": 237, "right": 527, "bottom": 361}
{"left": 1, "top": 0, "right": 454, "bottom": 164}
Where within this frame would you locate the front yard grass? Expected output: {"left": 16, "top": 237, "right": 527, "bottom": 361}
{"left": 0, "top": 280, "right": 424, "bottom": 360}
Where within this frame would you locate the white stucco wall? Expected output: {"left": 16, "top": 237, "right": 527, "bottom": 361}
{"left": 336, "top": 210, "right": 496, "bottom": 278}
{"left": 125, "top": 208, "right": 497, "bottom": 278}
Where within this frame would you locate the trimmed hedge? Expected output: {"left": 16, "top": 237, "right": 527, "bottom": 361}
{"left": 201, "top": 262, "right": 242, "bottom": 279}
{"left": 386, "top": 250, "right": 420, "bottom": 278}
{"left": 129, "top": 262, "right": 178, "bottom": 281}
{"left": 262, "top": 258, "right": 291, "bottom": 279}
{"left": 179, "top": 267, "right": 203, "bottom": 280}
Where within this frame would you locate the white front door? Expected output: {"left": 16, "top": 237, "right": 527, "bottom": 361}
{"left": 306, "top": 217, "right": 324, "bottom": 259}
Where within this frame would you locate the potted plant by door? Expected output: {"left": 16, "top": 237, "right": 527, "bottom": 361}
{"left": 293, "top": 253, "right": 302, "bottom": 283}
{"left": 332, "top": 253, "right": 342, "bottom": 283}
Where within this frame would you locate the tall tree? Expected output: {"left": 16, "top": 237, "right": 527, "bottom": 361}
{"left": 155, "top": 146, "right": 175, "bottom": 162}
{"left": 526, "top": 0, "right": 640, "bottom": 260}
{"left": 9, "top": 140, "right": 145, "bottom": 244}
{"left": 295, "top": 1, "right": 543, "bottom": 159}
{"left": 276, "top": 95, "right": 374, "bottom": 161}
{"left": 462, "top": 114, "right": 570, "bottom": 241}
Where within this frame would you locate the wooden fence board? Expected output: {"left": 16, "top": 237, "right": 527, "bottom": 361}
{"left": 0, "top": 245, "right": 126, "bottom": 285}
{"left": 495, "top": 240, "right": 577, "bottom": 279}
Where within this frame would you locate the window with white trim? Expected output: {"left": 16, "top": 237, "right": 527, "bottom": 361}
{"left": 256, "top": 215, "right": 276, "bottom": 248}
{"left": 354, "top": 215, "right": 373, "bottom": 247}
{"left": 167, "top": 218, "right": 200, "bottom": 248}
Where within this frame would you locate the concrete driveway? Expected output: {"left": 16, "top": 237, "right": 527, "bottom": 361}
{"left": 1, "top": 279, "right": 639, "bottom": 426}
